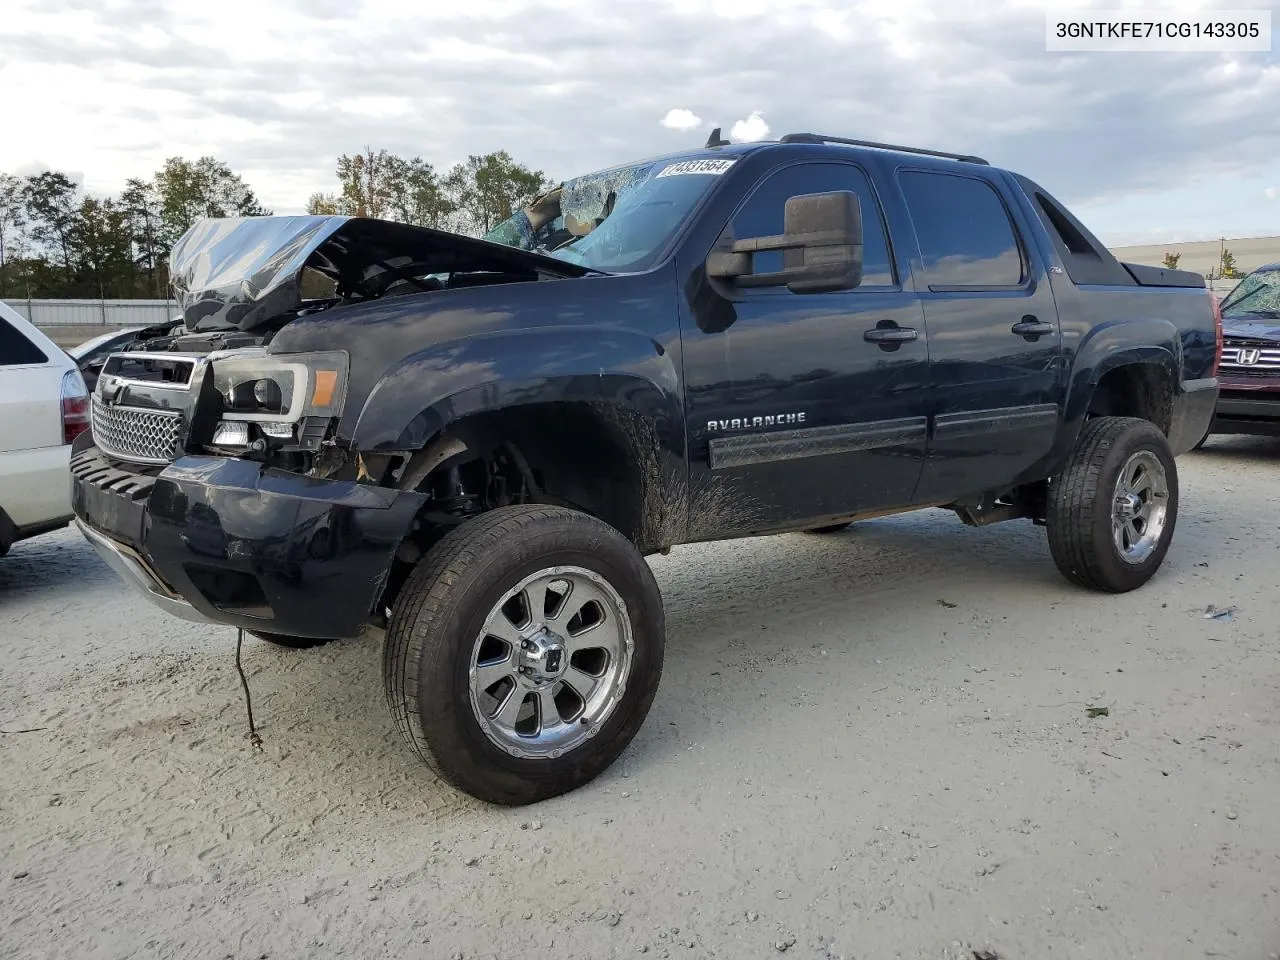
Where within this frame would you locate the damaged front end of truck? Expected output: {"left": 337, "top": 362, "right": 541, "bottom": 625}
{"left": 71, "top": 212, "right": 601, "bottom": 639}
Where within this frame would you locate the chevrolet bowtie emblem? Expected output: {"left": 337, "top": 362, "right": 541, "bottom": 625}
{"left": 99, "top": 376, "right": 124, "bottom": 404}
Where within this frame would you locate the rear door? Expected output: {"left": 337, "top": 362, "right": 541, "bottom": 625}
{"left": 894, "top": 168, "right": 1065, "bottom": 502}
{"left": 679, "top": 159, "right": 930, "bottom": 538}
{"left": 0, "top": 310, "right": 63, "bottom": 454}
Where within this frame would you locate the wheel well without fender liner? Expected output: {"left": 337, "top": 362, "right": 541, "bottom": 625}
{"left": 1087, "top": 364, "right": 1174, "bottom": 435}
{"left": 376, "top": 401, "right": 677, "bottom": 621}
{"left": 437, "top": 402, "right": 652, "bottom": 543}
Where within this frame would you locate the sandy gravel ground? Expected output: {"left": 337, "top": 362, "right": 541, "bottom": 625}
{"left": 2, "top": 438, "right": 1279, "bottom": 960}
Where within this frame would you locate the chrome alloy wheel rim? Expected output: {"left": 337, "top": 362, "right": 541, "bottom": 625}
{"left": 1111, "top": 450, "right": 1170, "bottom": 564}
{"left": 468, "top": 565, "right": 633, "bottom": 760}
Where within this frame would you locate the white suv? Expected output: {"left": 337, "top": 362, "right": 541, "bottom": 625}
{"left": 0, "top": 302, "right": 90, "bottom": 555}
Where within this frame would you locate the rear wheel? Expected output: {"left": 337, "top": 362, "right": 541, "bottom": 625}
{"left": 1046, "top": 416, "right": 1178, "bottom": 593}
{"left": 383, "top": 504, "right": 665, "bottom": 806}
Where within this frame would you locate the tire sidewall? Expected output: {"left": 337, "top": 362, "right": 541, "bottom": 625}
{"left": 1086, "top": 423, "right": 1179, "bottom": 590}
{"left": 413, "top": 521, "right": 664, "bottom": 800}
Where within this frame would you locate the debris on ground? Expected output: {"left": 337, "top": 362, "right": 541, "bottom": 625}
{"left": 937, "top": 599, "right": 958, "bottom": 609}
{"left": 234, "top": 628, "right": 263, "bottom": 750}
{"left": 972, "top": 950, "right": 1002, "bottom": 960}
{"left": 1203, "top": 605, "right": 1237, "bottom": 621}
{"left": 1086, "top": 706, "right": 1110, "bottom": 718}
{"left": 774, "top": 934, "right": 796, "bottom": 952}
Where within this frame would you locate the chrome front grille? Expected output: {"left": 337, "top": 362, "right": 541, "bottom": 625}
{"left": 1221, "top": 339, "right": 1280, "bottom": 373}
{"left": 91, "top": 397, "right": 184, "bottom": 464}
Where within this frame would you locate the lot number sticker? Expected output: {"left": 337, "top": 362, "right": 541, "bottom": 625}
{"left": 655, "top": 158, "right": 738, "bottom": 178}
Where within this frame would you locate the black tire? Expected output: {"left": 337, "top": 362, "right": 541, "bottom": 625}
{"left": 249, "top": 630, "right": 337, "bottom": 650}
{"left": 805, "top": 522, "right": 852, "bottom": 535}
{"left": 383, "top": 504, "right": 666, "bottom": 806}
{"left": 1046, "top": 416, "right": 1179, "bottom": 593}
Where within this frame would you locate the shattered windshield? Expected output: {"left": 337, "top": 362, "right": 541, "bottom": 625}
{"left": 1220, "top": 268, "right": 1280, "bottom": 317}
{"left": 482, "top": 156, "right": 738, "bottom": 273}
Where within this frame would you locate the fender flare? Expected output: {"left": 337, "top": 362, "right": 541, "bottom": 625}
{"left": 351, "top": 326, "right": 689, "bottom": 547}
{"left": 1046, "top": 317, "right": 1182, "bottom": 469}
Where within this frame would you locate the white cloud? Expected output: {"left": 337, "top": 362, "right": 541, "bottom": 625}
{"left": 1265, "top": 187, "right": 1277, "bottom": 200}
{"left": 661, "top": 108, "right": 703, "bottom": 132}
{"left": 0, "top": 0, "right": 1275, "bottom": 239}
{"left": 730, "top": 111, "right": 770, "bottom": 142}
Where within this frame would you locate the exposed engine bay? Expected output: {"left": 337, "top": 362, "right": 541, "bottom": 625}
{"left": 158, "top": 213, "right": 594, "bottom": 340}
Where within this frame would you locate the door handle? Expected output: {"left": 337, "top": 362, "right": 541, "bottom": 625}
{"left": 864, "top": 325, "right": 919, "bottom": 344}
{"left": 1011, "top": 316, "right": 1056, "bottom": 338}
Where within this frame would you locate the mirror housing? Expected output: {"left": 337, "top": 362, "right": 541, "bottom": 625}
{"left": 706, "top": 190, "right": 863, "bottom": 294}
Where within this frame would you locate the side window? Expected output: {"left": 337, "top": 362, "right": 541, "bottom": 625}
{"left": 899, "top": 171, "right": 1024, "bottom": 289}
{"left": 0, "top": 316, "right": 49, "bottom": 366}
{"left": 729, "top": 162, "right": 895, "bottom": 288}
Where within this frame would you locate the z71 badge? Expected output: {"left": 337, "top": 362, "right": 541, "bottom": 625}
{"left": 707, "top": 412, "right": 807, "bottom": 432}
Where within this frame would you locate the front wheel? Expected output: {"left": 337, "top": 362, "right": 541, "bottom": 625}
{"left": 383, "top": 505, "right": 666, "bottom": 806}
{"left": 1046, "top": 416, "right": 1179, "bottom": 593}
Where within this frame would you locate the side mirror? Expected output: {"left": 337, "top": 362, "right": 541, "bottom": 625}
{"left": 706, "top": 190, "right": 863, "bottom": 294}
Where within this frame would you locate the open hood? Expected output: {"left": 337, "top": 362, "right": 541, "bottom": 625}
{"left": 169, "top": 214, "right": 594, "bottom": 333}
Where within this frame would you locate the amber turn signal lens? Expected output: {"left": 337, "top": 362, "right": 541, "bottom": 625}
{"left": 311, "top": 370, "right": 338, "bottom": 408}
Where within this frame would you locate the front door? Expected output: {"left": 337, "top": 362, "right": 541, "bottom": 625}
{"left": 893, "top": 168, "right": 1065, "bottom": 502}
{"left": 679, "top": 159, "right": 930, "bottom": 540}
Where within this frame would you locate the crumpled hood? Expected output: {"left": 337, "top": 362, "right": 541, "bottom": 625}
{"left": 1222, "top": 312, "right": 1280, "bottom": 341}
{"left": 169, "top": 214, "right": 591, "bottom": 333}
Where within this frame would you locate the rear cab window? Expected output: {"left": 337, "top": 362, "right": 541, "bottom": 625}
{"left": 897, "top": 170, "right": 1026, "bottom": 290}
{"left": 1012, "top": 174, "right": 1136, "bottom": 286}
{"left": 0, "top": 316, "right": 50, "bottom": 366}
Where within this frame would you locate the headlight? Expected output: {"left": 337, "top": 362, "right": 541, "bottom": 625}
{"left": 211, "top": 350, "right": 349, "bottom": 424}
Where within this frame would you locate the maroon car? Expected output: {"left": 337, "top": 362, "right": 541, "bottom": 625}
{"left": 1202, "top": 263, "right": 1280, "bottom": 442}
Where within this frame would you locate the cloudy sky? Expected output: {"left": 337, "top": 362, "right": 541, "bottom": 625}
{"left": 1, "top": 0, "right": 1276, "bottom": 246}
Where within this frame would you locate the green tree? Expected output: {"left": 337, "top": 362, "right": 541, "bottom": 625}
{"left": 154, "top": 156, "right": 271, "bottom": 247}
{"left": 1220, "top": 247, "right": 1240, "bottom": 279}
{"left": 337, "top": 148, "right": 393, "bottom": 219}
{"left": 22, "top": 171, "right": 81, "bottom": 288}
{"left": 73, "top": 197, "right": 134, "bottom": 298}
{"left": 0, "top": 173, "right": 25, "bottom": 297}
{"left": 120, "top": 178, "right": 166, "bottom": 297}
{"left": 311, "top": 149, "right": 456, "bottom": 229}
{"left": 385, "top": 154, "right": 454, "bottom": 228}
{"left": 306, "top": 192, "right": 341, "bottom": 216}
{"left": 1162, "top": 251, "right": 1181, "bottom": 269}
{"left": 443, "top": 150, "right": 549, "bottom": 236}
{"left": 307, "top": 149, "right": 398, "bottom": 219}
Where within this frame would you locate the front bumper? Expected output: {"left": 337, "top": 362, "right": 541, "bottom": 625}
{"left": 71, "top": 446, "right": 424, "bottom": 639}
{"left": 1209, "top": 380, "right": 1280, "bottom": 437}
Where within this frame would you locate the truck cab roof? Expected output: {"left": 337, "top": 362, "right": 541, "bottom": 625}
{"left": 577, "top": 132, "right": 995, "bottom": 183}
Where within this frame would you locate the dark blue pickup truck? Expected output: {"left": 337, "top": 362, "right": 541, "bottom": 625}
{"left": 70, "top": 131, "right": 1220, "bottom": 805}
